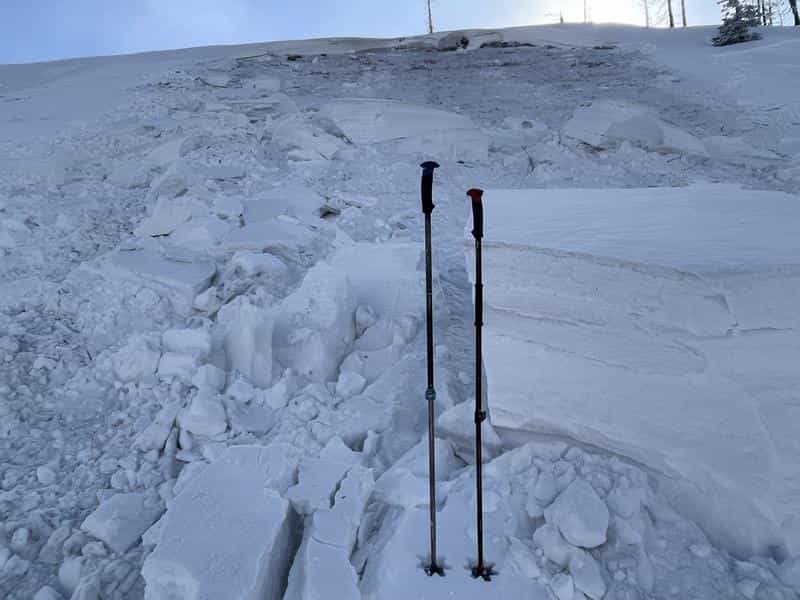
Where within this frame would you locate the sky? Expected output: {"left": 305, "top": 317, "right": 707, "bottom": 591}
{"left": 1, "top": 0, "right": 724, "bottom": 64}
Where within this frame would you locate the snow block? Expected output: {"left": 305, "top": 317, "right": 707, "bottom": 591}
{"left": 283, "top": 536, "right": 360, "bottom": 600}
{"left": 142, "top": 445, "right": 300, "bottom": 600}
{"left": 284, "top": 465, "right": 374, "bottom": 600}
{"left": 216, "top": 296, "right": 274, "bottom": 388}
{"left": 563, "top": 100, "right": 706, "bottom": 155}
{"left": 111, "top": 335, "right": 160, "bottom": 383}
{"left": 271, "top": 116, "right": 343, "bottom": 161}
{"left": 241, "top": 185, "right": 325, "bottom": 225}
{"left": 465, "top": 185, "right": 800, "bottom": 558}
{"left": 274, "top": 263, "right": 356, "bottom": 382}
{"left": 178, "top": 390, "right": 227, "bottom": 437}
{"left": 373, "top": 438, "right": 461, "bottom": 509}
{"left": 324, "top": 98, "right": 488, "bottom": 161}
{"left": 219, "top": 217, "right": 318, "bottom": 261}
{"left": 110, "top": 249, "right": 215, "bottom": 315}
{"left": 285, "top": 457, "right": 351, "bottom": 516}
{"left": 81, "top": 492, "right": 163, "bottom": 554}
{"left": 544, "top": 480, "right": 609, "bottom": 548}
{"left": 135, "top": 196, "right": 208, "bottom": 238}
{"left": 330, "top": 242, "right": 424, "bottom": 319}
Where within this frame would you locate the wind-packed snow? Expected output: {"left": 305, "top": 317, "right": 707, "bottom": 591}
{"left": 464, "top": 185, "right": 800, "bottom": 558}
{"left": 1, "top": 21, "right": 799, "bottom": 600}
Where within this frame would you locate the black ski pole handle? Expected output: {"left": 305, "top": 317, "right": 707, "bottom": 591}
{"left": 467, "top": 188, "right": 484, "bottom": 239}
{"left": 420, "top": 161, "right": 440, "bottom": 215}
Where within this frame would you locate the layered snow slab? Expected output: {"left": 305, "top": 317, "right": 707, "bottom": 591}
{"left": 466, "top": 185, "right": 800, "bottom": 558}
{"left": 142, "top": 445, "right": 300, "bottom": 600}
{"left": 324, "top": 99, "right": 488, "bottom": 161}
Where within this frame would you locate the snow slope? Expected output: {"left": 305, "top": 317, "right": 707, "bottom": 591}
{"left": 1, "top": 22, "right": 799, "bottom": 600}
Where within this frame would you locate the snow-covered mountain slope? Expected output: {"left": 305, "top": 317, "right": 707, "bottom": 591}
{"left": 1, "top": 23, "right": 799, "bottom": 600}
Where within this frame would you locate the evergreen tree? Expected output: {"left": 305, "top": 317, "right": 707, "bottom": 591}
{"left": 712, "top": 0, "right": 762, "bottom": 46}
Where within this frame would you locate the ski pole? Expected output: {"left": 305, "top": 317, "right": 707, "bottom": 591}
{"left": 467, "top": 188, "right": 494, "bottom": 581}
{"left": 421, "top": 161, "right": 444, "bottom": 577}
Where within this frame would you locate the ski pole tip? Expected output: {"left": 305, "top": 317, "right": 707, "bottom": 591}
{"left": 467, "top": 188, "right": 484, "bottom": 203}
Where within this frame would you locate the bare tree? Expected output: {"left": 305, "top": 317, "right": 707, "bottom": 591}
{"left": 667, "top": 0, "right": 676, "bottom": 26}
{"left": 427, "top": 0, "right": 434, "bottom": 34}
{"left": 681, "top": 0, "right": 688, "bottom": 25}
{"left": 643, "top": 0, "right": 652, "bottom": 26}
{"left": 790, "top": 0, "right": 800, "bottom": 24}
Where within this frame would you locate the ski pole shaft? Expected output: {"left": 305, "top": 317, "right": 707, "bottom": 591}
{"left": 421, "top": 161, "right": 443, "bottom": 577}
{"left": 467, "top": 188, "right": 491, "bottom": 581}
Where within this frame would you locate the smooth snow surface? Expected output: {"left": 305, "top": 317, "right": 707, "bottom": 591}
{"left": 2, "top": 21, "right": 799, "bottom": 600}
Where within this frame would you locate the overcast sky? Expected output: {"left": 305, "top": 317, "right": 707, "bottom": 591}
{"left": 1, "top": 0, "right": 723, "bottom": 64}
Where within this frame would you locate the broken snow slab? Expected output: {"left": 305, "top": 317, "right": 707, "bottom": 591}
{"left": 284, "top": 466, "right": 374, "bottom": 600}
{"left": 242, "top": 185, "right": 326, "bottom": 225}
{"left": 465, "top": 185, "right": 800, "bottom": 558}
{"left": 81, "top": 492, "right": 163, "bottom": 554}
{"left": 142, "top": 445, "right": 301, "bottom": 600}
{"left": 330, "top": 242, "right": 424, "bottom": 319}
{"left": 563, "top": 100, "right": 707, "bottom": 155}
{"left": 323, "top": 98, "right": 488, "bottom": 162}
{"left": 107, "top": 248, "right": 215, "bottom": 314}
{"left": 218, "top": 216, "right": 321, "bottom": 262}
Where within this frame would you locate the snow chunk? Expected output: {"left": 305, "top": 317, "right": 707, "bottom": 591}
{"left": 308, "top": 465, "right": 374, "bottom": 551}
{"left": 324, "top": 98, "right": 488, "bottom": 161}
{"left": 274, "top": 263, "right": 356, "bottom": 383}
{"left": 335, "top": 370, "right": 366, "bottom": 399}
{"left": 286, "top": 457, "right": 351, "bottom": 516}
{"left": 33, "top": 586, "right": 62, "bottom": 600}
{"left": 283, "top": 538, "right": 360, "bottom": 600}
{"left": 107, "top": 161, "right": 153, "bottom": 189}
{"left": 569, "top": 549, "right": 607, "bottom": 600}
{"left": 134, "top": 196, "right": 207, "bottom": 238}
{"left": 216, "top": 296, "right": 275, "bottom": 388}
{"left": 551, "top": 573, "right": 575, "bottom": 600}
{"left": 703, "top": 135, "right": 782, "bottom": 162}
{"left": 271, "top": 116, "right": 343, "bottom": 161}
{"left": 287, "top": 466, "right": 373, "bottom": 600}
{"left": 563, "top": 100, "right": 706, "bottom": 155}
{"left": 545, "top": 480, "right": 609, "bottom": 549}
{"left": 231, "top": 251, "right": 288, "bottom": 279}
{"left": 319, "top": 436, "right": 362, "bottom": 467}
{"left": 162, "top": 328, "right": 211, "bottom": 359}
{"left": 325, "top": 98, "right": 474, "bottom": 144}
{"left": 143, "top": 445, "right": 299, "bottom": 600}
{"left": 241, "top": 185, "right": 325, "bottom": 225}
{"left": 81, "top": 492, "right": 163, "bottom": 554}
{"left": 178, "top": 391, "right": 227, "bottom": 437}
{"left": 507, "top": 538, "right": 541, "bottom": 578}
{"left": 157, "top": 352, "right": 199, "bottom": 383}
{"left": 220, "top": 217, "right": 317, "bottom": 257}
{"left": 134, "top": 401, "right": 180, "bottom": 452}
{"left": 330, "top": 242, "right": 424, "bottom": 319}
{"left": 110, "top": 249, "right": 215, "bottom": 314}
{"left": 437, "top": 401, "right": 502, "bottom": 463}
{"left": 534, "top": 523, "right": 573, "bottom": 568}
{"left": 111, "top": 336, "right": 160, "bottom": 383}
{"left": 373, "top": 438, "right": 461, "bottom": 509}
